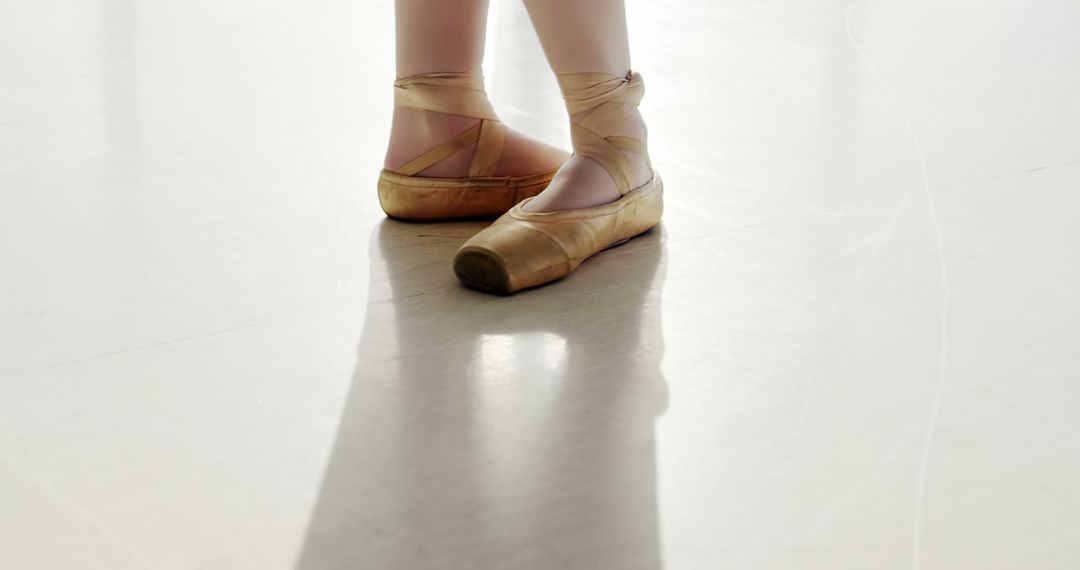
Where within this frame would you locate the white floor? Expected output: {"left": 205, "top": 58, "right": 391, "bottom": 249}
{"left": 2, "top": 0, "right": 1079, "bottom": 568}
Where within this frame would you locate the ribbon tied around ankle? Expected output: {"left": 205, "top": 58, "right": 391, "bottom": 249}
{"left": 391, "top": 70, "right": 505, "bottom": 177}
{"left": 557, "top": 71, "right": 649, "bottom": 194}
{"left": 394, "top": 70, "right": 498, "bottom": 121}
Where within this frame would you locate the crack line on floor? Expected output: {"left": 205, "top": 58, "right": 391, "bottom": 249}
{"left": 845, "top": 4, "right": 952, "bottom": 570}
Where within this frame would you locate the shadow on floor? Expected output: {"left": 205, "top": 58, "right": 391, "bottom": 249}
{"left": 296, "top": 218, "right": 668, "bottom": 569}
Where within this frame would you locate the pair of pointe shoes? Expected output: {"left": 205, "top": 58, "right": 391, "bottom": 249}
{"left": 378, "top": 70, "right": 663, "bottom": 295}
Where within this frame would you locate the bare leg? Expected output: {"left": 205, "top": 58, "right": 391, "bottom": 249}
{"left": 394, "top": 0, "right": 488, "bottom": 78}
{"left": 385, "top": 0, "right": 567, "bottom": 178}
{"left": 521, "top": 0, "right": 653, "bottom": 212}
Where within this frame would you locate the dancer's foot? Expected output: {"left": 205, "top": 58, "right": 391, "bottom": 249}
{"left": 384, "top": 107, "right": 569, "bottom": 178}
{"left": 522, "top": 106, "right": 651, "bottom": 213}
{"left": 453, "top": 71, "right": 663, "bottom": 294}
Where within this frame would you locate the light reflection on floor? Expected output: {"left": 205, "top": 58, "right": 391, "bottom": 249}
{"left": 1, "top": 1, "right": 1078, "bottom": 569}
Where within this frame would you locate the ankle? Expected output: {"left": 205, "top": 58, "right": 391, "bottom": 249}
{"left": 611, "top": 108, "right": 652, "bottom": 186}
{"left": 611, "top": 108, "right": 648, "bottom": 147}
{"left": 568, "top": 107, "right": 652, "bottom": 188}
{"left": 384, "top": 106, "right": 479, "bottom": 176}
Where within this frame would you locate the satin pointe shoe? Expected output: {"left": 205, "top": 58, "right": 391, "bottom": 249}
{"left": 453, "top": 71, "right": 663, "bottom": 294}
{"left": 378, "top": 71, "right": 560, "bottom": 221}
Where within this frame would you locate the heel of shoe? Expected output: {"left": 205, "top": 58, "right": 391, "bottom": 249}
{"left": 377, "top": 169, "right": 556, "bottom": 221}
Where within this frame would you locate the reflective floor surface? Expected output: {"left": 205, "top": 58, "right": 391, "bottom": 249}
{"left": 2, "top": 0, "right": 1079, "bottom": 568}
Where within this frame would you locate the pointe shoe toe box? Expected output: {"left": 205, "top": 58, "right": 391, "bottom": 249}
{"left": 454, "top": 176, "right": 663, "bottom": 294}
{"left": 455, "top": 221, "right": 575, "bottom": 293}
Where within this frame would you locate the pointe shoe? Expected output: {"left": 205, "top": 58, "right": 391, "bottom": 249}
{"left": 378, "top": 71, "right": 560, "bottom": 221}
{"left": 454, "top": 71, "right": 663, "bottom": 294}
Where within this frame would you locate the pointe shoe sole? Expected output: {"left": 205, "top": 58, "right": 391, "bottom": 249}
{"left": 454, "top": 175, "right": 663, "bottom": 294}
{"left": 377, "top": 168, "right": 558, "bottom": 221}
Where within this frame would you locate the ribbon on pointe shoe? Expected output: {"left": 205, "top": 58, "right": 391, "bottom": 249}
{"left": 392, "top": 70, "right": 506, "bottom": 177}
{"left": 556, "top": 71, "right": 651, "bottom": 195}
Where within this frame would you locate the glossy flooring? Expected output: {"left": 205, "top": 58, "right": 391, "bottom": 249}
{"left": 2, "top": 0, "right": 1079, "bottom": 569}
